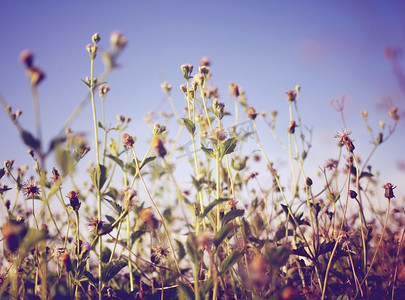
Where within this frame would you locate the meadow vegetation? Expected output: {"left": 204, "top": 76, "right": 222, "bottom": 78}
{"left": 0, "top": 33, "right": 404, "bottom": 299}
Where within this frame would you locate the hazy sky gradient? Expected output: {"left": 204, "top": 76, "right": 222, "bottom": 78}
{"left": 1, "top": 0, "right": 404, "bottom": 204}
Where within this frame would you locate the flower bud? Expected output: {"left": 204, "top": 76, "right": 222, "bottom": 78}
{"left": 287, "top": 120, "right": 297, "bottom": 134}
{"left": 61, "top": 253, "right": 72, "bottom": 272}
{"left": 286, "top": 90, "right": 297, "bottom": 102}
{"left": 110, "top": 32, "right": 127, "bottom": 50}
{"left": 247, "top": 107, "right": 257, "bottom": 120}
{"left": 152, "top": 136, "right": 167, "bottom": 158}
{"left": 160, "top": 81, "right": 172, "bottom": 93}
{"left": 19, "top": 49, "right": 34, "bottom": 68}
{"left": 214, "top": 127, "right": 226, "bottom": 141}
{"left": 92, "top": 33, "right": 101, "bottom": 44}
{"left": 122, "top": 133, "right": 135, "bottom": 147}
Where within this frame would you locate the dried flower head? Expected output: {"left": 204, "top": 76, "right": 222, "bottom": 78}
{"left": 98, "top": 84, "right": 110, "bottom": 97}
{"left": 92, "top": 33, "right": 101, "bottom": 44}
{"left": 382, "top": 182, "right": 396, "bottom": 199}
{"left": 88, "top": 217, "right": 104, "bottom": 234}
{"left": 122, "top": 133, "right": 135, "bottom": 147}
{"left": 247, "top": 107, "right": 258, "bottom": 120}
{"left": 67, "top": 191, "right": 80, "bottom": 211}
{"left": 325, "top": 159, "right": 338, "bottom": 170}
{"left": 229, "top": 83, "right": 239, "bottom": 97}
{"left": 286, "top": 90, "right": 297, "bottom": 102}
{"left": 22, "top": 180, "right": 41, "bottom": 198}
{"left": 26, "top": 66, "right": 45, "bottom": 86}
{"left": 19, "top": 49, "right": 34, "bottom": 68}
{"left": 199, "top": 56, "right": 211, "bottom": 67}
{"left": 389, "top": 106, "right": 400, "bottom": 121}
{"left": 152, "top": 136, "right": 167, "bottom": 158}
{"left": 335, "top": 129, "right": 355, "bottom": 153}
{"left": 160, "top": 81, "right": 172, "bottom": 93}
{"left": 287, "top": 120, "right": 298, "bottom": 134}
{"left": 61, "top": 253, "right": 72, "bottom": 272}
{"left": 181, "top": 64, "right": 193, "bottom": 79}
{"left": 110, "top": 32, "right": 127, "bottom": 50}
{"left": 151, "top": 245, "right": 169, "bottom": 264}
{"left": 123, "top": 187, "right": 137, "bottom": 210}
{"left": 139, "top": 208, "right": 159, "bottom": 229}
{"left": 213, "top": 127, "right": 226, "bottom": 141}
{"left": 199, "top": 65, "right": 210, "bottom": 76}
{"left": 51, "top": 167, "right": 60, "bottom": 182}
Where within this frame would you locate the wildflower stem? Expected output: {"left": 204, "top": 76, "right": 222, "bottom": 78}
{"left": 130, "top": 147, "right": 181, "bottom": 275}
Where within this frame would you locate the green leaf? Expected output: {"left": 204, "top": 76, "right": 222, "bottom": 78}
{"left": 182, "top": 118, "right": 196, "bottom": 135}
{"left": 83, "top": 271, "right": 97, "bottom": 287}
{"left": 222, "top": 209, "right": 244, "bottom": 225}
{"left": 264, "top": 245, "right": 290, "bottom": 269}
{"left": 186, "top": 234, "right": 203, "bottom": 264}
{"left": 359, "top": 171, "right": 373, "bottom": 179}
{"left": 220, "top": 137, "right": 238, "bottom": 158}
{"left": 201, "top": 144, "right": 214, "bottom": 158}
{"left": 201, "top": 198, "right": 228, "bottom": 218}
{"left": 98, "top": 121, "right": 105, "bottom": 130}
{"left": 219, "top": 249, "right": 244, "bottom": 276}
{"left": 101, "top": 260, "right": 126, "bottom": 283}
{"left": 177, "top": 281, "right": 194, "bottom": 300}
{"left": 90, "top": 164, "right": 107, "bottom": 191}
{"left": 139, "top": 156, "right": 157, "bottom": 170}
{"left": 106, "top": 154, "right": 124, "bottom": 169}
{"left": 214, "top": 222, "right": 239, "bottom": 247}
{"left": 175, "top": 239, "right": 186, "bottom": 261}
{"left": 131, "top": 230, "right": 146, "bottom": 244}
{"left": 21, "top": 130, "right": 40, "bottom": 151}
{"left": 19, "top": 228, "right": 46, "bottom": 257}
{"left": 336, "top": 295, "right": 349, "bottom": 300}
{"left": 0, "top": 168, "right": 6, "bottom": 180}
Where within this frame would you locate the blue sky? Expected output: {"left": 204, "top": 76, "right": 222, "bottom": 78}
{"left": 1, "top": 0, "right": 404, "bottom": 205}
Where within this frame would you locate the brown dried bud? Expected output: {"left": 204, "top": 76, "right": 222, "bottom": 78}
{"left": 19, "top": 49, "right": 34, "bottom": 68}
{"left": 348, "top": 190, "right": 357, "bottom": 199}
{"left": 51, "top": 167, "right": 60, "bottom": 182}
{"left": 306, "top": 177, "right": 313, "bottom": 186}
{"left": 98, "top": 85, "right": 110, "bottom": 97}
{"left": 110, "top": 32, "right": 127, "bottom": 49}
{"left": 152, "top": 136, "right": 167, "bottom": 158}
{"left": 389, "top": 106, "right": 400, "bottom": 121}
{"left": 61, "top": 253, "right": 72, "bottom": 272}
{"left": 287, "top": 120, "right": 297, "bottom": 134}
{"left": 247, "top": 107, "right": 257, "bottom": 120}
{"left": 382, "top": 183, "right": 396, "bottom": 199}
{"left": 67, "top": 191, "right": 80, "bottom": 211}
{"left": 229, "top": 83, "right": 239, "bottom": 97}
{"left": 286, "top": 90, "right": 297, "bottom": 102}
{"left": 139, "top": 208, "right": 159, "bottom": 229}
{"left": 214, "top": 127, "right": 226, "bottom": 141}
{"left": 199, "top": 57, "right": 211, "bottom": 67}
{"left": 122, "top": 133, "right": 135, "bottom": 147}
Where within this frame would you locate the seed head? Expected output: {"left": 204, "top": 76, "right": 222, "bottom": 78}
{"left": 382, "top": 182, "right": 396, "bottom": 199}
{"left": 88, "top": 217, "right": 104, "bottom": 234}
{"left": 335, "top": 129, "right": 355, "bottom": 153}
{"left": 22, "top": 180, "right": 41, "bottom": 198}
{"left": 122, "top": 133, "right": 135, "bottom": 147}
{"left": 151, "top": 245, "right": 169, "bottom": 264}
